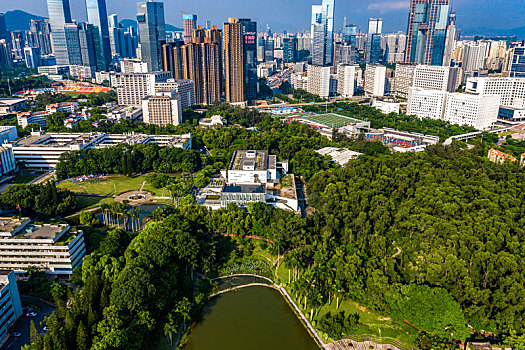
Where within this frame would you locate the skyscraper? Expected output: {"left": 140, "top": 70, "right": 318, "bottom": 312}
{"left": 442, "top": 13, "right": 456, "bottom": 66}
{"left": 30, "top": 20, "right": 53, "bottom": 55}
{"left": 311, "top": 0, "right": 335, "bottom": 66}
{"left": 137, "top": 1, "right": 165, "bottom": 72}
{"left": 239, "top": 18, "right": 258, "bottom": 101}
{"left": 78, "top": 22, "right": 106, "bottom": 72}
{"left": 0, "top": 14, "right": 9, "bottom": 42}
{"left": 64, "top": 23, "right": 82, "bottom": 65}
{"left": 46, "top": 0, "right": 73, "bottom": 65}
{"left": 162, "top": 41, "right": 184, "bottom": 80}
{"left": 223, "top": 18, "right": 245, "bottom": 104}
{"left": 86, "top": 0, "right": 112, "bottom": 69}
{"left": 344, "top": 24, "right": 357, "bottom": 46}
{"left": 183, "top": 14, "right": 197, "bottom": 44}
{"left": 366, "top": 18, "right": 382, "bottom": 63}
{"left": 405, "top": 0, "right": 450, "bottom": 65}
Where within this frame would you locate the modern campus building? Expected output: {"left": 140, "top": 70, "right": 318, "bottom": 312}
{"left": 510, "top": 45, "right": 525, "bottom": 78}
{"left": 405, "top": 0, "right": 450, "bottom": 65}
{"left": 465, "top": 77, "right": 525, "bottom": 109}
{"left": 392, "top": 64, "right": 417, "bottom": 98}
{"left": 364, "top": 64, "right": 386, "bottom": 97}
{"left": 142, "top": 90, "right": 182, "bottom": 126}
{"left": 0, "top": 99, "right": 27, "bottom": 116}
{"left": 137, "top": 1, "right": 165, "bottom": 72}
{"left": 0, "top": 218, "right": 86, "bottom": 277}
{"left": 223, "top": 18, "right": 245, "bottom": 104}
{"left": 413, "top": 65, "right": 459, "bottom": 93}
{"left": 115, "top": 71, "right": 171, "bottom": 106}
{"left": 408, "top": 87, "right": 448, "bottom": 120}
{"left": 6, "top": 132, "right": 193, "bottom": 169}
{"left": 0, "top": 270, "right": 23, "bottom": 345}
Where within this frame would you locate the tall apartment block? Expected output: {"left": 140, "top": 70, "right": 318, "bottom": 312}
{"left": 223, "top": 18, "right": 245, "bottom": 104}
{"left": 364, "top": 64, "right": 387, "bottom": 97}
{"left": 115, "top": 71, "right": 171, "bottom": 106}
{"left": 405, "top": 0, "right": 449, "bottom": 65}
{"left": 137, "top": 1, "right": 165, "bottom": 72}
{"left": 183, "top": 14, "right": 197, "bottom": 44}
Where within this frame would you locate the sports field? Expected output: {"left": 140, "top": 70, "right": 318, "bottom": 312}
{"left": 301, "top": 113, "right": 364, "bottom": 128}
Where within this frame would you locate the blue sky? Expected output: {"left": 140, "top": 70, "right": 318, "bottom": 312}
{"left": 2, "top": 0, "right": 525, "bottom": 33}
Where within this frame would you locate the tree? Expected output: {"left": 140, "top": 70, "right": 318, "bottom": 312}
{"left": 29, "top": 320, "right": 43, "bottom": 350}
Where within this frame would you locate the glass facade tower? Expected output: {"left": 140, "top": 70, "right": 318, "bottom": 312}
{"left": 366, "top": 18, "right": 382, "bottom": 63}
{"left": 46, "top": 0, "right": 72, "bottom": 65}
{"left": 311, "top": 0, "right": 335, "bottom": 66}
{"left": 405, "top": 0, "right": 450, "bottom": 65}
{"left": 86, "top": 0, "right": 112, "bottom": 70}
{"left": 239, "top": 18, "right": 257, "bottom": 101}
{"left": 137, "top": 1, "right": 165, "bottom": 72}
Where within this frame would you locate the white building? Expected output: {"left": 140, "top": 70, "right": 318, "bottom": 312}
{"left": 0, "top": 126, "right": 17, "bottom": 144}
{"left": 0, "top": 147, "right": 16, "bottom": 179}
{"left": 0, "top": 218, "right": 86, "bottom": 276}
{"left": 223, "top": 150, "right": 279, "bottom": 185}
{"left": 462, "top": 41, "right": 489, "bottom": 73}
{"left": 372, "top": 98, "right": 401, "bottom": 114}
{"left": 0, "top": 270, "right": 23, "bottom": 345}
{"left": 155, "top": 79, "right": 195, "bottom": 109}
{"left": 364, "top": 64, "right": 386, "bottom": 97}
{"left": 465, "top": 77, "right": 525, "bottom": 109}
{"left": 392, "top": 63, "right": 417, "bottom": 98}
{"left": 142, "top": 90, "right": 182, "bottom": 127}
{"left": 199, "top": 115, "right": 225, "bottom": 128}
{"left": 120, "top": 59, "right": 148, "bottom": 73}
{"left": 413, "top": 65, "right": 458, "bottom": 93}
{"left": 444, "top": 93, "right": 500, "bottom": 130}
{"left": 115, "top": 71, "right": 171, "bottom": 107}
{"left": 307, "top": 65, "right": 332, "bottom": 98}
{"left": 337, "top": 64, "right": 357, "bottom": 98}
{"left": 290, "top": 72, "right": 308, "bottom": 90}
{"left": 46, "top": 102, "right": 79, "bottom": 114}
{"left": 408, "top": 87, "right": 447, "bottom": 120}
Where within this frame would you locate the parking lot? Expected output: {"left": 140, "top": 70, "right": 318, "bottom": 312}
{"left": 1, "top": 296, "right": 56, "bottom": 350}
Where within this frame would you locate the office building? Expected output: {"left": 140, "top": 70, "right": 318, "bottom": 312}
{"left": 344, "top": 24, "right": 357, "bottom": 45}
{"left": 337, "top": 64, "right": 357, "bottom": 97}
{"left": 366, "top": 18, "right": 382, "bottom": 64}
{"left": 364, "top": 64, "right": 386, "bottom": 97}
{"left": 264, "top": 38, "right": 274, "bottom": 62}
{"left": 86, "top": 0, "right": 111, "bottom": 70}
{"left": 183, "top": 14, "right": 197, "bottom": 44}
{"left": 155, "top": 79, "right": 195, "bottom": 109}
{"left": 64, "top": 23, "right": 83, "bottom": 65}
{"left": 115, "top": 71, "right": 170, "bottom": 106}
{"left": 407, "top": 87, "right": 447, "bottom": 120}
{"left": 0, "top": 270, "right": 23, "bottom": 345}
{"left": 78, "top": 22, "right": 106, "bottom": 72}
{"left": 257, "top": 37, "right": 265, "bottom": 62}
{"left": 392, "top": 63, "right": 417, "bottom": 98}
{"left": 142, "top": 90, "right": 182, "bottom": 126}
{"left": 223, "top": 18, "right": 245, "bottom": 104}
{"left": 413, "top": 65, "right": 458, "bottom": 92}
{"left": 239, "top": 19, "right": 258, "bottom": 101}
{"left": 30, "top": 20, "right": 53, "bottom": 55}
{"left": 46, "top": 0, "right": 73, "bottom": 65}
{"left": 0, "top": 13, "right": 8, "bottom": 42}
{"left": 0, "top": 40, "right": 11, "bottom": 68}
{"left": 465, "top": 77, "right": 525, "bottom": 109}
{"left": 405, "top": 0, "right": 449, "bottom": 65}
{"left": 24, "top": 47, "right": 41, "bottom": 68}
{"left": 510, "top": 45, "right": 525, "bottom": 78}
{"left": 307, "top": 65, "right": 332, "bottom": 98}
{"left": 137, "top": 1, "right": 165, "bottom": 72}
{"left": 444, "top": 93, "right": 499, "bottom": 130}
{"left": 0, "top": 218, "right": 86, "bottom": 276}
{"left": 283, "top": 37, "right": 298, "bottom": 63}
{"left": 311, "top": 0, "right": 335, "bottom": 66}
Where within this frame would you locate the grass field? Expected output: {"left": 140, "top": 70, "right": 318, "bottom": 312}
{"left": 302, "top": 113, "right": 365, "bottom": 128}
{"left": 75, "top": 195, "right": 114, "bottom": 210}
{"left": 58, "top": 175, "right": 165, "bottom": 196}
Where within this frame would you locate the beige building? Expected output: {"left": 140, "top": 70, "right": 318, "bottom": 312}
{"left": 155, "top": 79, "right": 195, "bottom": 109}
{"left": 392, "top": 63, "right": 417, "bottom": 98}
{"left": 142, "top": 90, "right": 182, "bottom": 126}
{"left": 223, "top": 18, "right": 245, "bottom": 104}
{"left": 307, "top": 65, "right": 332, "bottom": 98}
{"left": 364, "top": 64, "right": 386, "bottom": 97}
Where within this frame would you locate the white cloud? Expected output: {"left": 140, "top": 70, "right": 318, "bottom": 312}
{"left": 368, "top": 1, "right": 410, "bottom": 13}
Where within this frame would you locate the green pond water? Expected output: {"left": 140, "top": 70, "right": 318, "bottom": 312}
{"left": 183, "top": 286, "right": 320, "bottom": 350}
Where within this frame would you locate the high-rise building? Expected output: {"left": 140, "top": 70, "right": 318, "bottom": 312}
{"left": 462, "top": 41, "right": 489, "bottom": 74}
{"left": 46, "top": 0, "right": 73, "bottom": 65}
{"left": 30, "top": 20, "right": 53, "bottom": 55}
{"left": 86, "top": 0, "right": 111, "bottom": 70}
{"left": 155, "top": 79, "right": 196, "bottom": 109}
{"left": 307, "top": 65, "right": 332, "bottom": 98}
{"left": 223, "top": 18, "right": 245, "bottom": 104}
{"left": 0, "top": 270, "right": 23, "bottom": 345}
{"left": 444, "top": 92, "right": 499, "bottom": 130}
{"left": 408, "top": 87, "right": 447, "bottom": 119}
{"left": 413, "top": 65, "right": 458, "bottom": 92}
{"left": 257, "top": 37, "right": 265, "bottom": 62}
{"left": 10, "top": 31, "right": 24, "bottom": 60}
{"left": 337, "top": 64, "right": 357, "bottom": 97}
{"left": 183, "top": 14, "right": 197, "bottom": 44}
{"left": 405, "top": 0, "right": 450, "bottom": 65}
{"left": 137, "top": 1, "right": 166, "bottom": 72}
{"left": 334, "top": 42, "right": 355, "bottom": 65}
{"left": 0, "top": 40, "right": 12, "bottom": 68}
{"left": 0, "top": 13, "right": 8, "bottom": 42}
{"left": 344, "top": 24, "right": 357, "bottom": 46}
{"left": 264, "top": 38, "right": 274, "bottom": 62}
{"left": 364, "top": 64, "right": 386, "bottom": 96}
{"left": 64, "top": 23, "right": 83, "bottom": 65}
{"left": 510, "top": 45, "right": 525, "bottom": 78}
{"left": 78, "top": 22, "right": 106, "bottom": 72}
{"left": 142, "top": 90, "right": 182, "bottom": 126}
{"left": 366, "top": 18, "right": 382, "bottom": 64}
{"left": 442, "top": 13, "right": 456, "bottom": 66}
{"left": 239, "top": 19, "right": 258, "bottom": 101}
{"left": 311, "top": 0, "right": 335, "bottom": 66}
{"left": 392, "top": 63, "right": 417, "bottom": 98}
{"left": 115, "top": 71, "right": 171, "bottom": 106}
{"left": 465, "top": 77, "right": 525, "bottom": 108}
{"left": 283, "top": 37, "right": 298, "bottom": 63}
{"left": 162, "top": 41, "right": 184, "bottom": 80}
{"left": 24, "top": 47, "right": 41, "bottom": 68}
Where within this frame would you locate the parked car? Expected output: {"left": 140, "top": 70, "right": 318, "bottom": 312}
{"left": 11, "top": 332, "right": 22, "bottom": 337}
{"left": 26, "top": 312, "right": 37, "bottom": 317}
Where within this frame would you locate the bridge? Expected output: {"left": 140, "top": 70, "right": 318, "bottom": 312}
{"left": 443, "top": 126, "right": 514, "bottom": 146}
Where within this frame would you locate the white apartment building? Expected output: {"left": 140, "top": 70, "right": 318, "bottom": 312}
{"left": 465, "top": 77, "right": 525, "bottom": 108}
{"left": 155, "top": 79, "right": 195, "bottom": 109}
{"left": 413, "top": 65, "right": 458, "bottom": 93}
{"left": 393, "top": 63, "right": 417, "bottom": 98}
{"left": 0, "top": 218, "right": 86, "bottom": 276}
{"left": 408, "top": 87, "right": 447, "bottom": 120}
{"left": 444, "top": 93, "right": 500, "bottom": 130}
{"left": 307, "top": 65, "right": 332, "bottom": 98}
{"left": 462, "top": 41, "right": 489, "bottom": 73}
{"left": 364, "top": 64, "right": 386, "bottom": 97}
{"left": 142, "top": 90, "right": 182, "bottom": 127}
{"left": 290, "top": 72, "right": 308, "bottom": 91}
{"left": 337, "top": 64, "right": 357, "bottom": 98}
{"left": 115, "top": 71, "right": 171, "bottom": 107}
{"left": 0, "top": 270, "right": 22, "bottom": 345}
{"left": 46, "top": 102, "right": 79, "bottom": 114}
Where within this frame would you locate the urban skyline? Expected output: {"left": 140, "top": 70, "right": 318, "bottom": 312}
{"left": 5, "top": 0, "right": 525, "bottom": 35}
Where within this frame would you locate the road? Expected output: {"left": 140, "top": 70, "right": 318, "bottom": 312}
{"left": 1, "top": 296, "right": 56, "bottom": 350}
{"left": 253, "top": 96, "right": 367, "bottom": 110}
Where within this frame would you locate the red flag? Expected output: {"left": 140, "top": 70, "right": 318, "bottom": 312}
{"left": 16, "top": 205, "right": 20, "bottom": 210}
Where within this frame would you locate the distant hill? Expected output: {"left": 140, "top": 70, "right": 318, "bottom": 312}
{"left": 460, "top": 26, "right": 525, "bottom": 40}
{"left": 120, "top": 19, "right": 182, "bottom": 32}
{"left": 4, "top": 10, "right": 47, "bottom": 31}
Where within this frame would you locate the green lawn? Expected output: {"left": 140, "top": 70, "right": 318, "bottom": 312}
{"left": 58, "top": 175, "right": 164, "bottom": 196}
{"left": 75, "top": 195, "right": 114, "bottom": 210}
{"left": 302, "top": 113, "right": 365, "bottom": 128}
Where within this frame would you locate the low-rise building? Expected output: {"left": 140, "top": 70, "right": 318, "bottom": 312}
{"left": 290, "top": 72, "right": 308, "bottom": 90}
{"left": 0, "top": 218, "right": 86, "bottom": 277}
{"left": 199, "top": 115, "right": 225, "bottom": 128}
{"left": 487, "top": 148, "right": 516, "bottom": 164}
{"left": 37, "top": 65, "right": 69, "bottom": 76}
{"left": 372, "top": 97, "right": 402, "bottom": 114}
{"left": 46, "top": 102, "right": 79, "bottom": 114}
{"left": 0, "top": 99, "right": 27, "bottom": 115}
{"left": 316, "top": 147, "right": 362, "bottom": 166}
{"left": 498, "top": 106, "right": 525, "bottom": 124}
{"left": 17, "top": 111, "right": 49, "bottom": 128}
{"left": 0, "top": 126, "right": 17, "bottom": 144}
{"left": 0, "top": 270, "right": 23, "bottom": 345}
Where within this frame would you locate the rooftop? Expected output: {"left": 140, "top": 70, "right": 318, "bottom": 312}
{"left": 223, "top": 185, "right": 265, "bottom": 194}
{"left": 229, "top": 150, "right": 269, "bottom": 171}
{"left": 0, "top": 98, "right": 26, "bottom": 106}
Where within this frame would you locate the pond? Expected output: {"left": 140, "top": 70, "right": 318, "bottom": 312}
{"left": 94, "top": 203, "right": 169, "bottom": 230}
{"left": 183, "top": 286, "right": 320, "bottom": 350}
